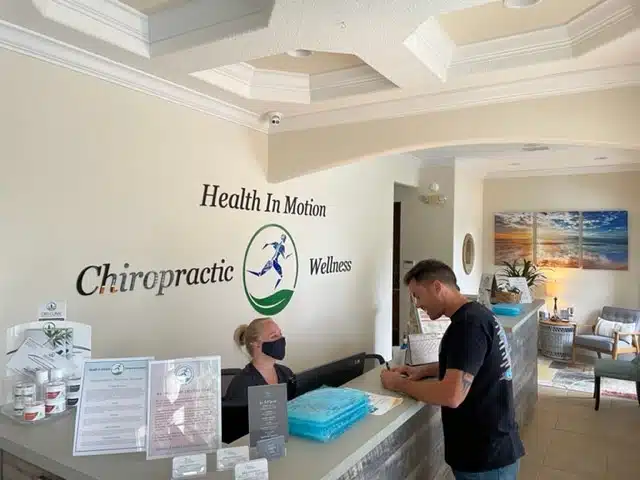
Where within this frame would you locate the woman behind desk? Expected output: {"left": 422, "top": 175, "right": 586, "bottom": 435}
{"left": 225, "top": 317, "right": 294, "bottom": 402}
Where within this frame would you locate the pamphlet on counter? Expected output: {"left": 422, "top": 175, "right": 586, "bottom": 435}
{"left": 7, "top": 337, "right": 76, "bottom": 379}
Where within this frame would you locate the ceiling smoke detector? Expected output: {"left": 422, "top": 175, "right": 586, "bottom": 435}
{"left": 503, "top": 0, "right": 542, "bottom": 7}
{"left": 521, "top": 143, "right": 550, "bottom": 152}
{"left": 286, "top": 49, "right": 313, "bottom": 58}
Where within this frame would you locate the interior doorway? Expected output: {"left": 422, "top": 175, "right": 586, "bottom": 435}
{"left": 392, "top": 201, "right": 401, "bottom": 346}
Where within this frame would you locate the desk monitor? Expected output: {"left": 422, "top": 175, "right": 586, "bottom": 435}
{"left": 292, "top": 352, "right": 366, "bottom": 398}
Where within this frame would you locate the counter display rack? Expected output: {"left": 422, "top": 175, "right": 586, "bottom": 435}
{"left": 1, "top": 402, "right": 73, "bottom": 426}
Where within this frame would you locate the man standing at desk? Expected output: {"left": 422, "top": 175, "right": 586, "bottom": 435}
{"left": 381, "top": 259, "right": 524, "bottom": 480}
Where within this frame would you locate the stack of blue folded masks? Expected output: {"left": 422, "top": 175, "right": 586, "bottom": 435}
{"left": 288, "top": 387, "right": 370, "bottom": 443}
{"left": 492, "top": 303, "right": 523, "bottom": 316}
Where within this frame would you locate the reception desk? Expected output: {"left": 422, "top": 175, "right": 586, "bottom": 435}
{"left": 0, "top": 302, "right": 542, "bottom": 480}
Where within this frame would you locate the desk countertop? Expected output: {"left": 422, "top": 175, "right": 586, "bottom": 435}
{"left": 0, "top": 367, "right": 423, "bottom": 480}
{"left": 496, "top": 299, "right": 545, "bottom": 333}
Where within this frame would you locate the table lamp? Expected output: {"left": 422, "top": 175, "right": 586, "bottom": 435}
{"left": 545, "top": 280, "right": 560, "bottom": 321}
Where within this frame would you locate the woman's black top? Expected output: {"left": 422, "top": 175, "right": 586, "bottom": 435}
{"left": 224, "top": 363, "right": 294, "bottom": 403}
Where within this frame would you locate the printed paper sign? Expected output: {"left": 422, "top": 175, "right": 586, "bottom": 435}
{"left": 73, "top": 357, "right": 152, "bottom": 456}
{"left": 38, "top": 300, "right": 67, "bottom": 321}
{"left": 234, "top": 458, "right": 268, "bottom": 480}
{"left": 507, "top": 277, "right": 533, "bottom": 303}
{"left": 146, "top": 357, "right": 221, "bottom": 459}
{"left": 7, "top": 337, "right": 76, "bottom": 379}
{"left": 248, "top": 384, "right": 288, "bottom": 447}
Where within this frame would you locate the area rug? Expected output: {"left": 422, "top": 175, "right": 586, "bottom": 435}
{"left": 538, "top": 359, "right": 638, "bottom": 400}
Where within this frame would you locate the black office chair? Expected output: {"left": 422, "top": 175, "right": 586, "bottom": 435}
{"left": 363, "top": 353, "right": 385, "bottom": 373}
{"left": 221, "top": 368, "right": 242, "bottom": 399}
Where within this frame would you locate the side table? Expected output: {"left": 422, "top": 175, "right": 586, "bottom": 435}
{"left": 538, "top": 320, "right": 576, "bottom": 361}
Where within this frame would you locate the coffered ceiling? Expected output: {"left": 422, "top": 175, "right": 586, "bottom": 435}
{"left": 0, "top": 0, "right": 638, "bottom": 132}
{"left": 438, "top": 0, "right": 603, "bottom": 45}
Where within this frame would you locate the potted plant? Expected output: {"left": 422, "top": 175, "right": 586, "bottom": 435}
{"left": 496, "top": 259, "right": 548, "bottom": 300}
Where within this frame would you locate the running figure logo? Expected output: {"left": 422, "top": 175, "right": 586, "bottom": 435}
{"left": 247, "top": 234, "right": 292, "bottom": 290}
{"left": 243, "top": 224, "right": 299, "bottom": 316}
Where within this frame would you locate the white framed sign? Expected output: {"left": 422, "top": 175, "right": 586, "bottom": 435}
{"left": 146, "top": 356, "right": 221, "bottom": 460}
{"left": 73, "top": 357, "right": 152, "bottom": 456}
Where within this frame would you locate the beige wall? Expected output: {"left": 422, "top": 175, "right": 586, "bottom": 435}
{"left": 453, "top": 161, "right": 484, "bottom": 295}
{"left": 268, "top": 87, "right": 640, "bottom": 183}
{"left": 483, "top": 172, "right": 640, "bottom": 327}
{"left": 394, "top": 161, "right": 486, "bottom": 338}
{"left": 0, "top": 49, "right": 420, "bottom": 376}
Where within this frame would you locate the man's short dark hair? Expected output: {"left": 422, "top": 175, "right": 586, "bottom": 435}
{"left": 403, "top": 259, "right": 459, "bottom": 290}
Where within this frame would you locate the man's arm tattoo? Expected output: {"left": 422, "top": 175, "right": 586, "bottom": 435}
{"left": 461, "top": 373, "right": 474, "bottom": 395}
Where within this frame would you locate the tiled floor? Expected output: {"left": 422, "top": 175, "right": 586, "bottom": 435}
{"left": 519, "top": 385, "right": 640, "bottom": 479}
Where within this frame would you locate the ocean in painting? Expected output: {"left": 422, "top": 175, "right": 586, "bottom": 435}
{"left": 494, "top": 212, "right": 533, "bottom": 264}
{"left": 582, "top": 211, "right": 628, "bottom": 270}
{"left": 535, "top": 211, "right": 581, "bottom": 268}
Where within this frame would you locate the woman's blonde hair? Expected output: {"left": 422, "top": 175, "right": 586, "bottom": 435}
{"left": 233, "top": 317, "right": 272, "bottom": 357}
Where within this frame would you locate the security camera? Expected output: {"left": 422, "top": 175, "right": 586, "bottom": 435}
{"left": 266, "top": 112, "right": 282, "bottom": 126}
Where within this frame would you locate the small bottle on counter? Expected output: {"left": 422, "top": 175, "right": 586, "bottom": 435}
{"left": 35, "top": 370, "right": 49, "bottom": 402}
{"left": 66, "top": 376, "right": 81, "bottom": 408}
{"left": 44, "top": 369, "right": 67, "bottom": 416}
{"left": 13, "top": 382, "right": 36, "bottom": 415}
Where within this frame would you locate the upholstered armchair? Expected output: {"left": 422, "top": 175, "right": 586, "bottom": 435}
{"left": 572, "top": 306, "right": 640, "bottom": 362}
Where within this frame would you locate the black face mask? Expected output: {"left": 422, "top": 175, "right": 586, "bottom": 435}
{"left": 261, "top": 337, "right": 286, "bottom": 361}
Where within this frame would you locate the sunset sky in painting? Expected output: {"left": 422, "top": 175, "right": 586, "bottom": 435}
{"left": 494, "top": 212, "right": 533, "bottom": 263}
{"left": 535, "top": 211, "right": 580, "bottom": 268}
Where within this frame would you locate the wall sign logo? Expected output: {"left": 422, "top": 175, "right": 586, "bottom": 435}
{"left": 243, "top": 224, "right": 299, "bottom": 316}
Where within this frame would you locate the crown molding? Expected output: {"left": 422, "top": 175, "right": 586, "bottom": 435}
{"left": 30, "top": 0, "right": 274, "bottom": 58}
{"left": 484, "top": 162, "right": 640, "bottom": 179}
{"left": 448, "top": 0, "right": 638, "bottom": 76}
{"left": 1, "top": 13, "right": 638, "bottom": 137}
{"left": 32, "top": 0, "right": 149, "bottom": 56}
{"left": 309, "top": 64, "right": 396, "bottom": 102}
{"left": 0, "top": 19, "right": 266, "bottom": 132}
{"left": 403, "top": 17, "right": 455, "bottom": 82}
{"left": 275, "top": 64, "right": 640, "bottom": 132}
{"left": 192, "top": 63, "right": 394, "bottom": 104}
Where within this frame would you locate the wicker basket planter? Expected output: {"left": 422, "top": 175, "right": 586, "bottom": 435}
{"left": 493, "top": 291, "right": 521, "bottom": 304}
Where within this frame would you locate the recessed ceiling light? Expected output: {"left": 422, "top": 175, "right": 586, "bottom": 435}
{"left": 503, "top": 0, "right": 542, "bottom": 8}
{"left": 286, "top": 49, "right": 313, "bottom": 58}
{"left": 509, "top": 162, "right": 521, "bottom": 166}
{"left": 594, "top": 156, "right": 608, "bottom": 161}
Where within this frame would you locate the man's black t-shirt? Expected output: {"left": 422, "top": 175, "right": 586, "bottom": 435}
{"left": 438, "top": 301, "right": 525, "bottom": 473}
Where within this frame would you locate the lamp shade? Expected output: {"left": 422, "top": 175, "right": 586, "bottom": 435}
{"left": 545, "top": 280, "right": 560, "bottom": 298}
{"left": 503, "top": 0, "right": 542, "bottom": 7}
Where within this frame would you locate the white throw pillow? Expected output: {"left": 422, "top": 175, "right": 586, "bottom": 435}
{"left": 594, "top": 317, "right": 636, "bottom": 344}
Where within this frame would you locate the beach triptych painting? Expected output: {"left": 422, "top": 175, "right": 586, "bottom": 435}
{"left": 494, "top": 210, "right": 628, "bottom": 271}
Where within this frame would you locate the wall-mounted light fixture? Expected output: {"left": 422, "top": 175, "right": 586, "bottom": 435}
{"left": 418, "top": 182, "right": 447, "bottom": 206}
